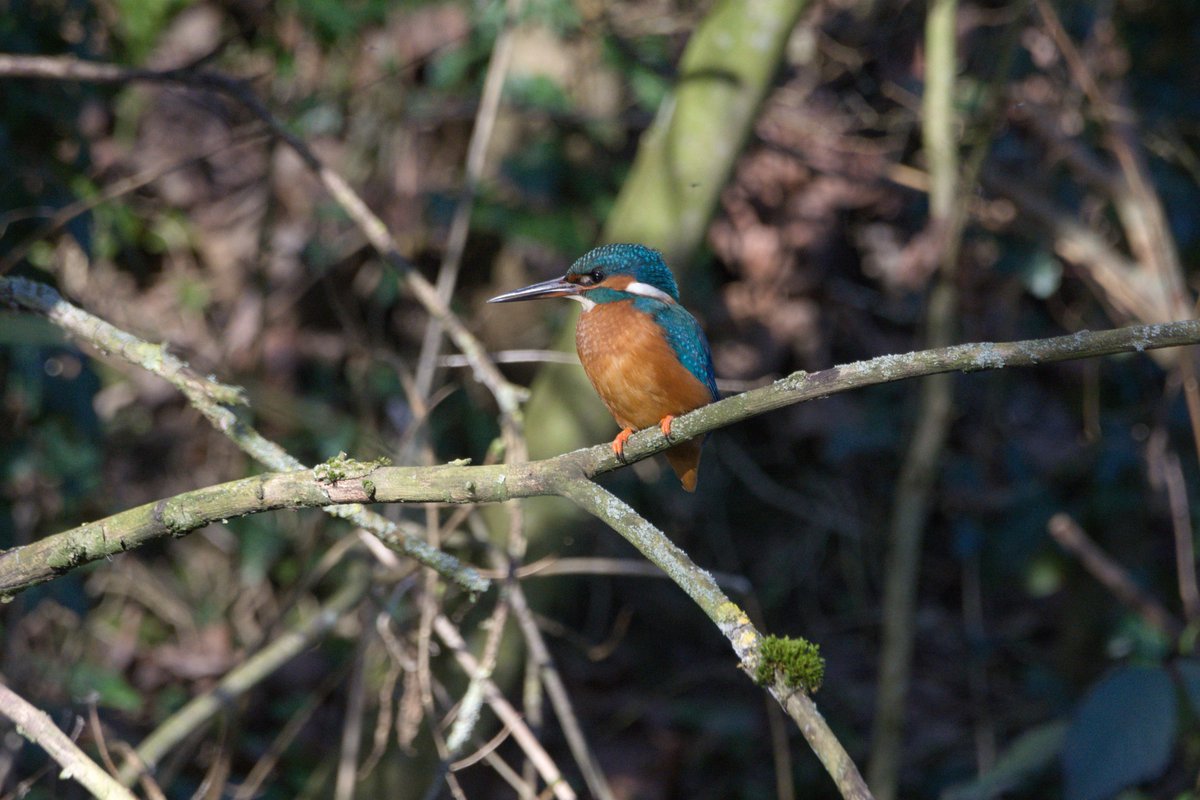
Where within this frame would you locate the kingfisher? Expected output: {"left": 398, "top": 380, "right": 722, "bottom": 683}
{"left": 488, "top": 244, "right": 719, "bottom": 491}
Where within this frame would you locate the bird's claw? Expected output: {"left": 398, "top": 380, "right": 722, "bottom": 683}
{"left": 612, "top": 428, "right": 633, "bottom": 463}
{"left": 658, "top": 415, "right": 676, "bottom": 442}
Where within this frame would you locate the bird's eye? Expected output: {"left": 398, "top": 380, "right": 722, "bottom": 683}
{"left": 573, "top": 269, "right": 604, "bottom": 287}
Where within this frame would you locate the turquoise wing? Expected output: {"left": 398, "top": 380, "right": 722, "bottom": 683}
{"left": 638, "top": 298, "right": 719, "bottom": 402}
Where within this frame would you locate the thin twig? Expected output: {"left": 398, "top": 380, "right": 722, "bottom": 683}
{"left": 359, "top": 533, "right": 576, "bottom": 800}
{"left": 112, "top": 744, "right": 169, "bottom": 800}
{"left": 1147, "top": 431, "right": 1200, "bottom": 623}
{"left": 1026, "top": 2, "right": 1198, "bottom": 413}
{"left": 231, "top": 668, "right": 346, "bottom": 800}
{"left": 1163, "top": 453, "right": 1199, "bottom": 622}
{"left": 438, "top": 350, "right": 582, "bottom": 368}
{"left": 451, "top": 722, "right": 515, "bottom": 771}
{"left": 487, "top": 555, "right": 754, "bottom": 595}
{"left": 505, "top": 571, "right": 615, "bottom": 800}
{"left": 334, "top": 633, "right": 368, "bottom": 800}
{"left": 86, "top": 698, "right": 121, "bottom": 779}
{"left": 432, "top": 615, "right": 578, "bottom": 800}
{"left": 0, "top": 52, "right": 525, "bottom": 417}
{"left": 1047, "top": 513, "right": 1182, "bottom": 638}
{"left": 0, "top": 128, "right": 270, "bottom": 276}
{"left": 766, "top": 691, "right": 796, "bottom": 800}
{"left": 0, "top": 682, "right": 137, "bottom": 800}
{"left": 117, "top": 563, "right": 372, "bottom": 785}
{"left": 413, "top": 0, "right": 524, "bottom": 399}
{"left": 1035, "top": 1, "right": 1183, "bottom": 299}
{"left": 474, "top": 747, "right": 538, "bottom": 796}
{"left": 961, "top": 554, "right": 996, "bottom": 772}
{"left": 1031, "top": 0, "right": 1108, "bottom": 114}
{"left": 868, "top": 1, "right": 995, "bottom": 788}
{"left": 556, "top": 477, "right": 873, "bottom": 800}
{"left": 443, "top": 589, "right": 511, "bottom": 757}
{"left": 983, "top": 170, "right": 1163, "bottom": 324}
{"left": 1178, "top": 354, "right": 1200, "bottom": 483}
{"left": 520, "top": 647, "right": 543, "bottom": 800}
{"left": 357, "top": 612, "right": 407, "bottom": 778}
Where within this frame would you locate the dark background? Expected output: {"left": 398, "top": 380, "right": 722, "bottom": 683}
{"left": 3, "top": 0, "right": 1200, "bottom": 798}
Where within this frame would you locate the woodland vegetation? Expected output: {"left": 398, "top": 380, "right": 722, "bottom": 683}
{"left": 2, "top": 0, "right": 1200, "bottom": 798}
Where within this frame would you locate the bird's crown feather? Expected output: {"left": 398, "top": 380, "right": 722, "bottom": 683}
{"left": 566, "top": 244, "right": 680, "bottom": 301}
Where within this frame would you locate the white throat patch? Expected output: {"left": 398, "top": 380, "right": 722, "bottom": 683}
{"left": 566, "top": 294, "right": 597, "bottom": 312}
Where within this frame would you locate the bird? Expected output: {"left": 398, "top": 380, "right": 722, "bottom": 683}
{"left": 488, "top": 243, "right": 719, "bottom": 491}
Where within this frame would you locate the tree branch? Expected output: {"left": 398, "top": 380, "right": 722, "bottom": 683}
{"left": 116, "top": 562, "right": 373, "bottom": 785}
{"left": 1047, "top": 513, "right": 1183, "bottom": 639}
{"left": 555, "top": 477, "right": 872, "bottom": 799}
{"left": 432, "top": 615, "right": 577, "bottom": 800}
{"left": 3, "top": 316, "right": 1197, "bottom": 598}
{"left": 0, "top": 274, "right": 489, "bottom": 594}
{"left": 0, "top": 682, "right": 137, "bottom": 800}
{"left": 412, "top": 0, "right": 523, "bottom": 400}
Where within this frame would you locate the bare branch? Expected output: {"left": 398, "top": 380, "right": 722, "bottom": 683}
{"left": 3, "top": 313, "right": 1199, "bottom": 598}
{"left": 116, "top": 563, "right": 372, "bottom": 785}
{"left": 433, "top": 616, "right": 577, "bottom": 800}
{"left": 413, "top": 0, "right": 524, "bottom": 399}
{"left": 1146, "top": 432, "right": 1200, "bottom": 623}
{"left": 0, "top": 274, "right": 489, "bottom": 594}
{"left": 869, "top": 0, "right": 961, "bottom": 791}
{"left": 1047, "top": 513, "right": 1182, "bottom": 638}
{"left": 555, "top": 477, "right": 873, "bottom": 800}
{"left": 505, "top": 575, "right": 615, "bottom": 800}
{"left": 0, "top": 682, "right": 137, "bottom": 800}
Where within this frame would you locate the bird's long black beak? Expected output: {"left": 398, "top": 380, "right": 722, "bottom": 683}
{"left": 487, "top": 276, "right": 581, "bottom": 303}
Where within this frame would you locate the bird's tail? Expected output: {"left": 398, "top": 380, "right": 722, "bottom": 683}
{"left": 664, "top": 436, "right": 705, "bottom": 492}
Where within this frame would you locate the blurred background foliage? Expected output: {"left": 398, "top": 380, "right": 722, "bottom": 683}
{"left": 2, "top": 0, "right": 1200, "bottom": 798}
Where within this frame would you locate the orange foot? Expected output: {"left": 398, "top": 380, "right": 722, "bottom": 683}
{"left": 659, "top": 415, "right": 676, "bottom": 441}
{"left": 611, "top": 428, "right": 634, "bottom": 462}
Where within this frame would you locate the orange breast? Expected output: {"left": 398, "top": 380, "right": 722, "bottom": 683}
{"left": 575, "top": 301, "right": 713, "bottom": 431}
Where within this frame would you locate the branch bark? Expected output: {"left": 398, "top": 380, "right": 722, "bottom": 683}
{"left": 0, "top": 274, "right": 489, "bottom": 594}
{"left": 3, "top": 314, "right": 1198, "bottom": 598}
{"left": 1047, "top": 513, "right": 1183, "bottom": 639}
{"left": 0, "top": 683, "right": 137, "bottom": 800}
{"left": 556, "top": 477, "right": 872, "bottom": 799}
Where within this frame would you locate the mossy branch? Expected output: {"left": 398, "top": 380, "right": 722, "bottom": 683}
{"left": 3, "top": 317, "right": 1198, "bottom": 598}
{"left": 0, "top": 275, "right": 489, "bottom": 594}
{"left": 556, "top": 477, "right": 866, "bottom": 798}
{"left": 6, "top": 267, "right": 1199, "bottom": 800}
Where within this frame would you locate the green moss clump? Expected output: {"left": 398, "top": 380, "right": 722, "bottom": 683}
{"left": 314, "top": 452, "right": 391, "bottom": 483}
{"left": 754, "top": 635, "right": 824, "bottom": 693}
{"left": 314, "top": 452, "right": 352, "bottom": 482}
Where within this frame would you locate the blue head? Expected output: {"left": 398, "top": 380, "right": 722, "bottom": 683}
{"left": 487, "top": 244, "right": 680, "bottom": 306}
{"left": 563, "top": 244, "right": 679, "bottom": 302}
{"left": 488, "top": 243, "right": 718, "bottom": 400}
